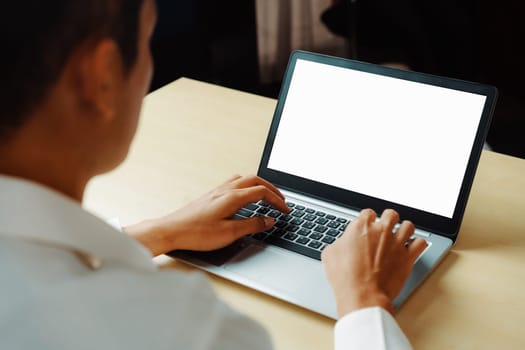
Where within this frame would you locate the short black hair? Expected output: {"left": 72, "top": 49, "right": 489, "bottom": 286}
{"left": 0, "top": 0, "right": 144, "bottom": 141}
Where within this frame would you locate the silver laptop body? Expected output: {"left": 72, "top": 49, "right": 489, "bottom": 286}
{"left": 169, "top": 51, "right": 497, "bottom": 319}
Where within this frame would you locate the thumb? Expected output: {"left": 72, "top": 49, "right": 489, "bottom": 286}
{"left": 407, "top": 238, "right": 428, "bottom": 263}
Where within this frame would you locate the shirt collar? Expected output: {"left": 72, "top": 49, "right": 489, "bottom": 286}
{"left": 0, "top": 175, "right": 155, "bottom": 271}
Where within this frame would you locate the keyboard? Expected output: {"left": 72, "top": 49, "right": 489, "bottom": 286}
{"left": 235, "top": 200, "right": 351, "bottom": 260}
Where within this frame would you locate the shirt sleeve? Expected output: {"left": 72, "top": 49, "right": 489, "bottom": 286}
{"left": 106, "top": 217, "right": 122, "bottom": 231}
{"left": 106, "top": 217, "right": 154, "bottom": 260}
{"left": 334, "top": 307, "right": 413, "bottom": 350}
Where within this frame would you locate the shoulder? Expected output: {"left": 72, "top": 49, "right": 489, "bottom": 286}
{"left": 0, "top": 240, "right": 271, "bottom": 349}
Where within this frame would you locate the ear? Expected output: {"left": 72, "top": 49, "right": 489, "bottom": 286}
{"left": 76, "top": 39, "right": 125, "bottom": 123}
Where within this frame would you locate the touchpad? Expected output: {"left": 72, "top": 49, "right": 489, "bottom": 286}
{"left": 224, "top": 245, "right": 319, "bottom": 296}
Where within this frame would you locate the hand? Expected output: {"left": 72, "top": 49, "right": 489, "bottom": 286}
{"left": 125, "top": 175, "right": 290, "bottom": 256}
{"left": 321, "top": 208, "right": 428, "bottom": 318}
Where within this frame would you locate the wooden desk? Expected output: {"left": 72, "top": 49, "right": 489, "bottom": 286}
{"left": 85, "top": 78, "right": 525, "bottom": 349}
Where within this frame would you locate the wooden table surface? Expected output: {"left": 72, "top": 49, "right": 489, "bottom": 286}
{"left": 85, "top": 78, "right": 525, "bottom": 349}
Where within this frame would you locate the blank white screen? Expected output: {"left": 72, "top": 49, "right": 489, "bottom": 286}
{"left": 267, "top": 59, "right": 487, "bottom": 218}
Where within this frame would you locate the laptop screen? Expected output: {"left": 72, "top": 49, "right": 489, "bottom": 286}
{"left": 266, "top": 58, "right": 487, "bottom": 219}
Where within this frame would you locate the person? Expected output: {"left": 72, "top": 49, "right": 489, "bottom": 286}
{"left": 0, "top": 1, "right": 427, "bottom": 349}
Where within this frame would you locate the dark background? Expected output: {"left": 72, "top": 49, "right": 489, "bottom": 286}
{"left": 150, "top": 0, "right": 260, "bottom": 94}
{"left": 151, "top": 0, "right": 525, "bottom": 159}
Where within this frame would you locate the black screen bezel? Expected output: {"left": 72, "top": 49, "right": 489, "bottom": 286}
{"left": 257, "top": 50, "right": 498, "bottom": 242}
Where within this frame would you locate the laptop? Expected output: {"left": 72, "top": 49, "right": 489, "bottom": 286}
{"left": 169, "top": 50, "right": 498, "bottom": 319}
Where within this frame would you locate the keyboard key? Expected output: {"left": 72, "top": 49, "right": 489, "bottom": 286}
{"left": 258, "top": 201, "right": 270, "bottom": 207}
{"left": 275, "top": 221, "right": 288, "bottom": 228}
{"left": 295, "top": 205, "right": 305, "bottom": 210}
{"left": 310, "top": 232, "right": 323, "bottom": 240}
{"left": 308, "top": 241, "right": 322, "bottom": 249}
{"left": 336, "top": 218, "right": 347, "bottom": 223}
{"left": 280, "top": 214, "right": 293, "bottom": 222}
{"left": 237, "top": 208, "right": 253, "bottom": 218}
{"left": 288, "top": 225, "right": 300, "bottom": 232}
{"left": 326, "top": 229, "right": 339, "bottom": 237}
{"left": 286, "top": 202, "right": 295, "bottom": 208}
{"left": 253, "top": 233, "right": 267, "bottom": 241}
{"left": 297, "top": 228, "right": 311, "bottom": 236}
{"left": 257, "top": 207, "right": 270, "bottom": 214}
{"left": 291, "top": 218, "right": 304, "bottom": 225}
{"left": 314, "top": 225, "right": 328, "bottom": 233}
{"left": 315, "top": 211, "right": 326, "bottom": 217}
{"left": 322, "top": 236, "right": 335, "bottom": 244}
{"left": 272, "top": 228, "right": 287, "bottom": 237}
{"left": 315, "top": 217, "right": 328, "bottom": 225}
{"left": 268, "top": 210, "right": 281, "bottom": 218}
{"left": 327, "top": 221, "right": 340, "bottom": 229}
{"left": 296, "top": 237, "right": 310, "bottom": 245}
{"left": 305, "top": 208, "right": 315, "bottom": 214}
{"left": 304, "top": 214, "right": 316, "bottom": 221}
{"left": 302, "top": 221, "right": 315, "bottom": 229}
{"left": 292, "top": 210, "right": 305, "bottom": 218}
{"left": 265, "top": 236, "right": 321, "bottom": 260}
{"left": 284, "top": 233, "right": 298, "bottom": 241}
{"left": 326, "top": 214, "right": 336, "bottom": 220}
{"left": 246, "top": 203, "right": 258, "bottom": 211}
{"left": 264, "top": 227, "right": 276, "bottom": 234}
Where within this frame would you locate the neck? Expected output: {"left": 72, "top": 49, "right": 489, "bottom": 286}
{"left": 0, "top": 137, "right": 89, "bottom": 203}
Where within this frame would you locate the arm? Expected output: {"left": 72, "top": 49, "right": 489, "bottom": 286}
{"left": 124, "top": 175, "right": 290, "bottom": 256}
{"left": 322, "top": 209, "right": 428, "bottom": 349}
{"left": 125, "top": 175, "right": 424, "bottom": 348}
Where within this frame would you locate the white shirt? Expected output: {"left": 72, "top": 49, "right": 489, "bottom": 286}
{"left": 0, "top": 175, "right": 413, "bottom": 349}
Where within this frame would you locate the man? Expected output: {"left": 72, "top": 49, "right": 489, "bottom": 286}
{"left": 0, "top": 1, "right": 427, "bottom": 349}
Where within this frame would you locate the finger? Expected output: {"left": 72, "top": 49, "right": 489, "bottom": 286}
{"left": 379, "top": 209, "right": 400, "bottom": 233}
{"left": 228, "top": 186, "right": 289, "bottom": 214}
{"left": 407, "top": 237, "right": 428, "bottom": 262}
{"left": 231, "top": 175, "right": 286, "bottom": 200}
{"left": 226, "top": 216, "right": 275, "bottom": 238}
{"left": 344, "top": 209, "right": 376, "bottom": 239}
{"left": 359, "top": 208, "right": 377, "bottom": 225}
{"left": 395, "top": 220, "right": 415, "bottom": 243}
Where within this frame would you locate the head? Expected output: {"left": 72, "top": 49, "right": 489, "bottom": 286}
{"left": 0, "top": 0, "right": 157, "bottom": 199}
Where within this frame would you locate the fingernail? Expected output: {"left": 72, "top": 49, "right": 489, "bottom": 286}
{"left": 264, "top": 216, "right": 275, "bottom": 228}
